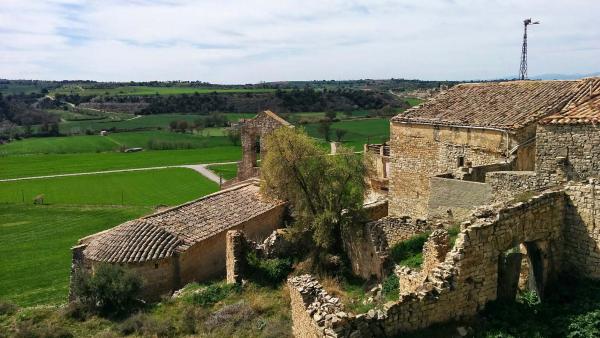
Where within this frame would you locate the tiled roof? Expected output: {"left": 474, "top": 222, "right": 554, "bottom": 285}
{"left": 392, "top": 79, "right": 589, "bottom": 130}
{"left": 83, "top": 181, "right": 285, "bottom": 263}
{"left": 540, "top": 78, "right": 600, "bottom": 125}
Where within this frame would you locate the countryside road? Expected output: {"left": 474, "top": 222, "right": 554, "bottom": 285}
{"left": 0, "top": 161, "right": 237, "bottom": 184}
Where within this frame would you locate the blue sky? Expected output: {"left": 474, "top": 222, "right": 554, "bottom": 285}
{"left": 0, "top": 0, "right": 598, "bottom": 83}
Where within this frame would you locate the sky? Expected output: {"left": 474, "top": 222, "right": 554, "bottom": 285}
{"left": 0, "top": 0, "right": 598, "bottom": 83}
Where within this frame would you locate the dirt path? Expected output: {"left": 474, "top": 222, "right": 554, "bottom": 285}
{"left": 0, "top": 161, "right": 237, "bottom": 184}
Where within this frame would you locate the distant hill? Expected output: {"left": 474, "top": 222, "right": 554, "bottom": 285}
{"left": 530, "top": 72, "right": 600, "bottom": 80}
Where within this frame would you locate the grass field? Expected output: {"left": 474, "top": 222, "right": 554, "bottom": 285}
{"left": 51, "top": 85, "right": 278, "bottom": 96}
{"left": 207, "top": 163, "right": 238, "bottom": 180}
{"left": 405, "top": 97, "right": 424, "bottom": 106}
{"left": 0, "top": 204, "right": 152, "bottom": 306}
{"left": 0, "top": 168, "right": 219, "bottom": 205}
{"left": 58, "top": 113, "right": 254, "bottom": 134}
{"left": 0, "top": 168, "right": 219, "bottom": 306}
{"left": 0, "top": 131, "right": 233, "bottom": 155}
{"left": 0, "top": 146, "right": 241, "bottom": 179}
{"left": 303, "top": 118, "right": 390, "bottom": 149}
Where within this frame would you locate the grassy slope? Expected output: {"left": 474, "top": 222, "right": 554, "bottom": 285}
{"left": 0, "top": 168, "right": 218, "bottom": 205}
{"left": 207, "top": 163, "right": 238, "bottom": 180}
{"left": 0, "top": 131, "right": 232, "bottom": 155}
{"left": 0, "top": 204, "right": 151, "bottom": 306}
{"left": 0, "top": 147, "right": 241, "bottom": 179}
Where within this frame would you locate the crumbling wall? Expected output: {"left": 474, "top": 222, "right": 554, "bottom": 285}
{"left": 288, "top": 190, "right": 567, "bottom": 337}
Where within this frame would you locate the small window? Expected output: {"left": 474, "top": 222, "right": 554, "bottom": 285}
{"left": 457, "top": 156, "right": 465, "bottom": 167}
{"left": 154, "top": 263, "right": 159, "bottom": 269}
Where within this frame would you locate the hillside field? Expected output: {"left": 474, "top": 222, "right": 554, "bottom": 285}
{"left": 303, "top": 118, "right": 390, "bottom": 150}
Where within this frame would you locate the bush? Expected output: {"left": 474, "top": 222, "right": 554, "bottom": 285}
{"left": 71, "top": 264, "right": 143, "bottom": 317}
{"left": 382, "top": 274, "right": 399, "bottom": 301}
{"left": 204, "top": 302, "right": 256, "bottom": 331}
{"left": 567, "top": 310, "right": 600, "bottom": 338}
{"left": 389, "top": 232, "right": 430, "bottom": 266}
{"left": 189, "top": 283, "right": 240, "bottom": 307}
{"left": 246, "top": 251, "right": 292, "bottom": 285}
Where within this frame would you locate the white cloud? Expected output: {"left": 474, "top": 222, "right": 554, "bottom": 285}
{"left": 0, "top": 0, "right": 598, "bottom": 82}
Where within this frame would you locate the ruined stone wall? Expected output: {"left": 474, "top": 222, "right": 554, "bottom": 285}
{"left": 388, "top": 122, "right": 513, "bottom": 219}
{"left": 289, "top": 190, "right": 567, "bottom": 337}
{"left": 428, "top": 177, "right": 492, "bottom": 220}
{"left": 343, "top": 217, "right": 433, "bottom": 281}
{"left": 564, "top": 180, "right": 600, "bottom": 278}
{"left": 486, "top": 171, "right": 539, "bottom": 203}
{"left": 536, "top": 124, "right": 600, "bottom": 186}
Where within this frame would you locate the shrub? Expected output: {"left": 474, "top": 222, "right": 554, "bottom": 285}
{"left": 189, "top": 283, "right": 240, "bottom": 307}
{"left": 117, "top": 313, "right": 147, "bottom": 335}
{"left": 246, "top": 251, "right": 292, "bottom": 285}
{"left": 71, "top": 264, "right": 143, "bottom": 317}
{"left": 382, "top": 274, "right": 399, "bottom": 301}
{"left": 389, "top": 232, "right": 430, "bottom": 265}
{"left": 567, "top": 310, "right": 600, "bottom": 338}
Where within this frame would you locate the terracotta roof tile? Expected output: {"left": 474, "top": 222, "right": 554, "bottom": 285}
{"left": 83, "top": 182, "right": 284, "bottom": 263}
{"left": 540, "top": 78, "right": 600, "bottom": 125}
{"left": 392, "top": 79, "right": 590, "bottom": 130}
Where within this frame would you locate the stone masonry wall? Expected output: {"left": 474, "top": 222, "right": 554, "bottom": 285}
{"left": 288, "top": 190, "right": 567, "bottom": 337}
{"left": 564, "top": 180, "right": 600, "bottom": 278}
{"left": 389, "top": 122, "right": 515, "bottom": 219}
{"left": 536, "top": 124, "right": 600, "bottom": 186}
{"left": 486, "top": 171, "right": 539, "bottom": 203}
{"left": 428, "top": 177, "right": 492, "bottom": 220}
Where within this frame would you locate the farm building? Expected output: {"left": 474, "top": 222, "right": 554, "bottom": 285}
{"left": 71, "top": 180, "right": 286, "bottom": 300}
{"left": 388, "top": 77, "right": 600, "bottom": 219}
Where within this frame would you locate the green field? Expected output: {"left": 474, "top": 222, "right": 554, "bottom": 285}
{"left": 0, "top": 131, "right": 233, "bottom": 155}
{"left": 303, "top": 118, "right": 390, "bottom": 149}
{"left": 58, "top": 113, "right": 254, "bottom": 134}
{"left": 0, "top": 168, "right": 219, "bottom": 306}
{"left": 51, "top": 85, "right": 278, "bottom": 96}
{"left": 405, "top": 97, "right": 424, "bottom": 106}
{"left": 0, "top": 204, "right": 152, "bottom": 306}
{"left": 0, "top": 147, "right": 241, "bottom": 179}
{"left": 0, "top": 168, "right": 218, "bottom": 205}
{"left": 207, "top": 163, "right": 238, "bottom": 180}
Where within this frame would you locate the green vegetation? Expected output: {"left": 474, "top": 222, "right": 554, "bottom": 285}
{"left": 246, "top": 252, "right": 293, "bottom": 286}
{"left": 72, "top": 264, "right": 144, "bottom": 318}
{"left": 0, "top": 147, "right": 241, "bottom": 179}
{"left": 0, "top": 131, "right": 233, "bottom": 155}
{"left": 0, "top": 204, "right": 151, "bottom": 306}
{"left": 389, "top": 232, "right": 431, "bottom": 268}
{"left": 304, "top": 118, "right": 390, "bottom": 150}
{"left": 51, "top": 85, "right": 278, "bottom": 96}
{"left": 0, "top": 168, "right": 218, "bottom": 205}
{"left": 58, "top": 113, "right": 253, "bottom": 134}
{"left": 405, "top": 97, "right": 424, "bottom": 106}
{"left": 207, "top": 163, "right": 238, "bottom": 180}
{"left": 0, "top": 280, "right": 292, "bottom": 337}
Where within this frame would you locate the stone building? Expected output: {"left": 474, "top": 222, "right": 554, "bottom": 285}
{"left": 71, "top": 180, "right": 286, "bottom": 300}
{"left": 224, "top": 110, "right": 292, "bottom": 188}
{"left": 389, "top": 78, "right": 600, "bottom": 219}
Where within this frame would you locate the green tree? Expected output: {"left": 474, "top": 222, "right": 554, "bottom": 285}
{"left": 226, "top": 128, "right": 241, "bottom": 146}
{"left": 334, "top": 128, "right": 347, "bottom": 142}
{"left": 261, "top": 127, "right": 366, "bottom": 253}
{"left": 317, "top": 120, "right": 332, "bottom": 142}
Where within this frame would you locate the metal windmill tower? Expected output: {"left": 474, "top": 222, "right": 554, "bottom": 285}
{"left": 519, "top": 18, "right": 540, "bottom": 80}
